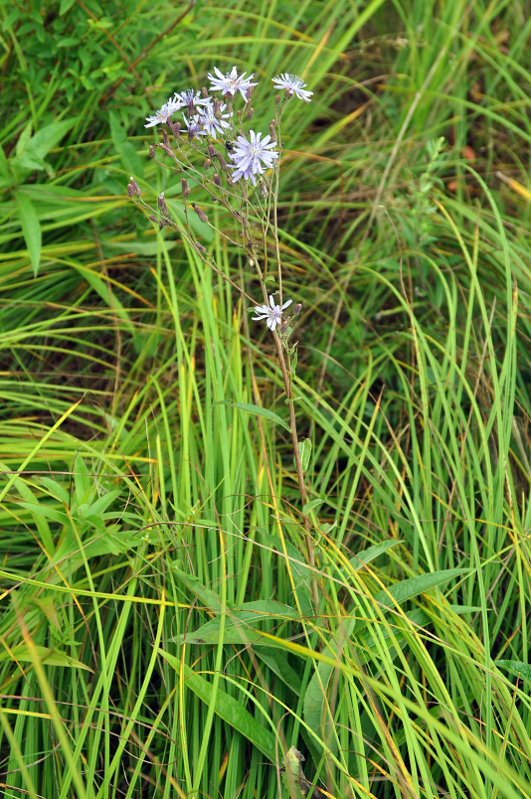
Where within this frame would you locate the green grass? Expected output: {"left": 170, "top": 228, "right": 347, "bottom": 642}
{"left": 0, "top": 1, "right": 529, "bottom": 797}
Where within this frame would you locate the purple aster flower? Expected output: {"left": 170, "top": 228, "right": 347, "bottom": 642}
{"left": 208, "top": 66, "right": 257, "bottom": 101}
{"left": 197, "top": 101, "right": 232, "bottom": 139}
{"left": 182, "top": 112, "right": 207, "bottom": 139}
{"left": 174, "top": 89, "right": 210, "bottom": 110}
{"left": 144, "top": 95, "right": 182, "bottom": 128}
{"left": 229, "top": 130, "right": 278, "bottom": 185}
{"left": 272, "top": 73, "right": 313, "bottom": 102}
{"left": 252, "top": 296, "right": 293, "bottom": 331}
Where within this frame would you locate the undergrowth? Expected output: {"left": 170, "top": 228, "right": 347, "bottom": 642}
{"left": 0, "top": 1, "right": 529, "bottom": 798}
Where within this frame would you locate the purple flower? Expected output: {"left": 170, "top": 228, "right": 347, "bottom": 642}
{"left": 182, "top": 113, "right": 207, "bottom": 139}
{"left": 174, "top": 89, "right": 210, "bottom": 109}
{"left": 228, "top": 130, "right": 278, "bottom": 185}
{"left": 197, "top": 101, "right": 232, "bottom": 139}
{"left": 144, "top": 95, "right": 182, "bottom": 128}
{"left": 252, "top": 295, "right": 293, "bottom": 331}
{"left": 272, "top": 73, "right": 313, "bottom": 102}
{"left": 208, "top": 66, "right": 257, "bottom": 101}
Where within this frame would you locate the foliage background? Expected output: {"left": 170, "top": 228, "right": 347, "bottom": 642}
{"left": 0, "top": 1, "right": 529, "bottom": 798}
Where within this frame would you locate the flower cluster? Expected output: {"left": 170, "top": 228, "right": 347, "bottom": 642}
{"left": 144, "top": 66, "right": 312, "bottom": 186}
{"left": 139, "top": 65, "right": 312, "bottom": 333}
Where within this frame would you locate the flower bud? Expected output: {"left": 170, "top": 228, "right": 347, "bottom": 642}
{"left": 269, "top": 122, "right": 277, "bottom": 142}
{"left": 169, "top": 121, "right": 181, "bottom": 139}
{"left": 127, "top": 177, "right": 141, "bottom": 198}
{"left": 158, "top": 192, "right": 169, "bottom": 215}
{"left": 191, "top": 203, "right": 208, "bottom": 223}
{"left": 203, "top": 158, "right": 212, "bottom": 170}
{"left": 213, "top": 173, "right": 221, "bottom": 187}
{"left": 293, "top": 303, "right": 302, "bottom": 316}
{"left": 129, "top": 176, "right": 141, "bottom": 196}
{"left": 149, "top": 144, "right": 156, "bottom": 159}
{"left": 245, "top": 105, "right": 254, "bottom": 121}
{"left": 181, "top": 178, "right": 190, "bottom": 199}
{"left": 208, "top": 143, "right": 217, "bottom": 159}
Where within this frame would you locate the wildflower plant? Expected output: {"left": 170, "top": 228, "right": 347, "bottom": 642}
{"left": 129, "top": 65, "right": 317, "bottom": 597}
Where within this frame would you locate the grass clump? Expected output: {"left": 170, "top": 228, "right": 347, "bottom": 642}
{"left": 0, "top": 1, "right": 529, "bottom": 798}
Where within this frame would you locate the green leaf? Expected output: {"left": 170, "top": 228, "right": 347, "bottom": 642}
{"left": 73, "top": 454, "right": 93, "bottom": 506}
{"left": 0, "top": 645, "right": 92, "bottom": 671}
{"left": 59, "top": 0, "right": 77, "bottom": 14}
{"left": 495, "top": 660, "right": 531, "bottom": 681}
{"left": 299, "top": 438, "right": 312, "bottom": 473}
{"left": 160, "top": 652, "right": 276, "bottom": 761}
{"left": 14, "top": 191, "right": 41, "bottom": 276}
{"left": 349, "top": 539, "right": 401, "bottom": 571}
{"left": 81, "top": 488, "right": 121, "bottom": 521}
{"left": 110, "top": 111, "right": 144, "bottom": 178}
{"left": 0, "top": 144, "right": 10, "bottom": 179}
{"left": 29, "top": 119, "right": 75, "bottom": 161}
{"left": 12, "top": 119, "right": 76, "bottom": 177}
{"left": 15, "top": 121, "right": 33, "bottom": 158}
{"left": 117, "top": 140, "right": 144, "bottom": 179}
{"left": 175, "top": 600, "right": 299, "bottom": 646}
{"left": 171, "top": 568, "right": 226, "bottom": 612}
{"left": 256, "top": 648, "right": 302, "bottom": 693}
{"left": 373, "top": 568, "right": 472, "bottom": 609}
{"left": 228, "top": 402, "right": 290, "bottom": 432}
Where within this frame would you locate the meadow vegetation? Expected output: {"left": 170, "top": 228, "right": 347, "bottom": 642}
{"left": 0, "top": 1, "right": 529, "bottom": 797}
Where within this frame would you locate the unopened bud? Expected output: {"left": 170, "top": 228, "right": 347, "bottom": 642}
{"left": 213, "top": 173, "right": 221, "bottom": 187}
{"left": 245, "top": 105, "right": 254, "bottom": 121}
{"left": 181, "top": 178, "right": 190, "bottom": 199}
{"left": 191, "top": 202, "right": 208, "bottom": 223}
{"left": 213, "top": 97, "right": 221, "bottom": 117}
{"left": 149, "top": 144, "right": 156, "bottom": 158}
{"left": 158, "top": 192, "right": 169, "bottom": 215}
{"left": 208, "top": 143, "right": 217, "bottom": 159}
{"left": 169, "top": 121, "right": 181, "bottom": 138}
{"left": 201, "top": 86, "right": 209, "bottom": 99}
{"left": 293, "top": 303, "right": 302, "bottom": 316}
{"left": 129, "top": 177, "right": 142, "bottom": 197}
{"left": 163, "top": 129, "right": 170, "bottom": 146}
{"left": 158, "top": 143, "right": 174, "bottom": 158}
{"left": 218, "top": 155, "right": 228, "bottom": 170}
{"left": 269, "top": 122, "right": 277, "bottom": 142}
{"left": 246, "top": 86, "right": 255, "bottom": 102}
{"left": 203, "top": 158, "right": 212, "bottom": 170}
